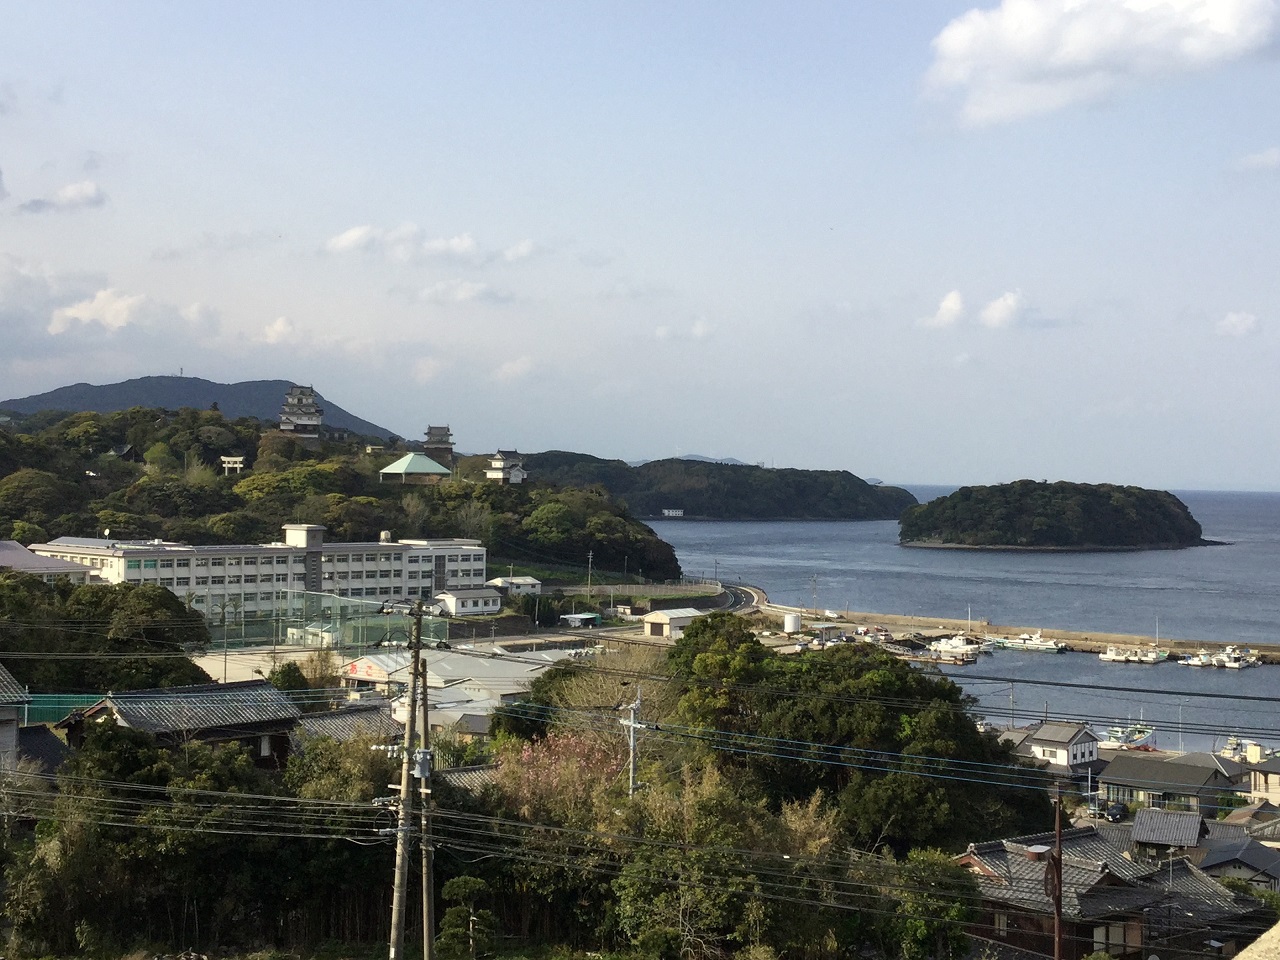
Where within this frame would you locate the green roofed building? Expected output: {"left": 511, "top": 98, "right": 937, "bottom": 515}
{"left": 379, "top": 452, "right": 451, "bottom": 485}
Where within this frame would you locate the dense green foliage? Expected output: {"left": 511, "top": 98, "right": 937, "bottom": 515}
{"left": 498, "top": 451, "right": 917, "bottom": 520}
{"left": 0, "top": 613, "right": 1047, "bottom": 957}
{"left": 0, "top": 573, "right": 211, "bottom": 692}
{"left": 0, "top": 407, "right": 681, "bottom": 579}
{"left": 898, "top": 479, "right": 1205, "bottom": 549}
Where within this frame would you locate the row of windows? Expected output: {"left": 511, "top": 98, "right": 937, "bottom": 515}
{"left": 322, "top": 553, "right": 403, "bottom": 563}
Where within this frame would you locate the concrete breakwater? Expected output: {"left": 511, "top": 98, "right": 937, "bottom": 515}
{"left": 753, "top": 598, "right": 1280, "bottom": 664}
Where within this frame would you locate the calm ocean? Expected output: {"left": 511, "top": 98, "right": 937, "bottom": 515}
{"left": 648, "top": 489, "right": 1280, "bottom": 751}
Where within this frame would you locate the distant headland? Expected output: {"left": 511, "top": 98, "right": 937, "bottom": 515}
{"left": 898, "top": 480, "right": 1214, "bottom": 551}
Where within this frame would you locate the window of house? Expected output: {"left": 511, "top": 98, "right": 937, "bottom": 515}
{"left": 176, "top": 558, "right": 190, "bottom": 568}
{"left": 176, "top": 577, "right": 190, "bottom": 587}
{"left": 195, "top": 557, "right": 209, "bottom": 567}
{"left": 393, "top": 553, "right": 403, "bottom": 561}
{"left": 276, "top": 574, "right": 288, "bottom": 583}
{"left": 159, "top": 559, "right": 174, "bottom": 568}
{"left": 243, "top": 557, "right": 257, "bottom": 566}
{"left": 243, "top": 575, "right": 257, "bottom": 584}
{"left": 379, "top": 586, "right": 392, "bottom": 595}
{"left": 335, "top": 554, "right": 348, "bottom": 563}
{"left": 127, "top": 559, "right": 141, "bottom": 570}
{"left": 211, "top": 576, "right": 225, "bottom": 585}
{"left": 196, "top": 577, "right": 209, "bottom": 586}
{"left": 160, "top": 578, "right": 174, "bottom": 587}
{"left": 365, "top": 553, "right": 377, "bottom": 562}
{"left": 143, "top": 559, "right": 158, "bottom": 569}
{"left": 211, "top": 558, "right": 225, "bottom": 567}
{"left": 275, "top": 557, "right": 288, "bottom": 565}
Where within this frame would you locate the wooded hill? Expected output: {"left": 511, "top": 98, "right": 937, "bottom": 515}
{"left": 502, "top": 450, "right": 917, "bottom": 520}
{"left": 0, "top": 407, "right": 681, "bottom": 580}
{"left": 898, "top": 479, "right": 1206, "bottom": 549}
{"left": 1, "top": 375, "right": 393, "bottom": 438}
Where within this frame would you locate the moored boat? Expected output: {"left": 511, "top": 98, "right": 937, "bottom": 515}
{"left": 988, "top": 630, "right": 1067, "bottom": 653}
{"left": 1214, "top": 645, "right": 1259, "bottom": 669}
{"left": 1098, "top": 721, "right": 1157, "bottom": 749}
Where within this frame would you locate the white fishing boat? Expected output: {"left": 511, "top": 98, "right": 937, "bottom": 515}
{"left": 1178, "top": 649, "right": 1214, "bottom": 667}
{"left": 1098, "top": 721, "right": 1157, "bottom": 749}
{"left": 1101, "top": 645, "right": 1169, "bottom": 664}
{"left": 989, "top": 630, "right": 1067, "bottom": 653}
{"left": 1214, "top": 645, "right": 1259, "bottom": 669}
{"left": 928, "top": 633, "right": 993, "bottom": 657}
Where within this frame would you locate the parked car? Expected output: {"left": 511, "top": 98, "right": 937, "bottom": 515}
{"left": 1104, "top": 802, "right": 1128, "bottom": 823}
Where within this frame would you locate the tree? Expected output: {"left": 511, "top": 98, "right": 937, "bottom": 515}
{"left": 889, "top": 849, "right": 977, "bottom": 960}
{"left": 438, "top": 876, "right": 497, "bottom": 960}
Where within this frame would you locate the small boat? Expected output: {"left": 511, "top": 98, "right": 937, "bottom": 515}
{"left": 928, "top": 633, "right": 993, "bottom": 657}
{"left": 989, "top": 630, "right": 1067, "bottom": 653}
{"left": 1214, "top": 645, "right": 1259, "bottom": 669}
{"left": 1099, "top": 721, "right": 1157, "bottom": 749}
{"left": 1101, "top": 645, "right": 1169, "bottom": 664}
{"left": 1178, "top": 649, "right": 1214, "bottom": 667}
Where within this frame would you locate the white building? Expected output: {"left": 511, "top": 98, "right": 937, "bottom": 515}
{"left": 484, "top": 450, "right": 528, "bottom": 485}
{"left": 434, "top": 587, "right": 502, "bottom": 617}
{"left": 29, "top": 526, "right": 487, "bottom": 626}
{"left": 642, "top": 607, "right": 705, "bottom": 639}
{"left": 0, "top": 541, "right": 94, "bottom": 585}
{"left": 486, "top": 575, "right": 542, "bottom": 596}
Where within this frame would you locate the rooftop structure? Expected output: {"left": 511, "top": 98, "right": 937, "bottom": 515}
{"left": 422, "top": 425, "right": 455, "bottom": 469}
{"left": 380, "top": 452, "right": 451, "bottom": 484}
{"left": 484, "top": 450, "right": 527, "bottom": 485}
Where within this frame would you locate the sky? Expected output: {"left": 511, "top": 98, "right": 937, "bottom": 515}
{"left": 2, "top": 1, "right": 1279, "bottom": 491}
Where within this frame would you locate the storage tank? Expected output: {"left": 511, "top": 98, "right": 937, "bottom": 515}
{"left": 783, "top": 613, "right": 802, "bottom": 634}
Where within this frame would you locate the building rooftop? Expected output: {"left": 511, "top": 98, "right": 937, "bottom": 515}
{"left": 70, "top": 680, "right": 300, "bottom": 736}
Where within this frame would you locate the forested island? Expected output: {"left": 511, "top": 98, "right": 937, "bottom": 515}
{"left": 898, "top": 479, "right": 1208, "bottom": 550}
{"left": 504, "top": 451, "right": 917, "bottom": 520}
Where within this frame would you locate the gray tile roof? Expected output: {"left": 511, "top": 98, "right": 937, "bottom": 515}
{"left": 1102, "top": 752, "right": 1231, "bottom": 792}
{"left": 1196, "top": 837, "right": 1280, "bottom": 880}
{"left": 18, "top": 725, "right": 69, "bottom": 774}
{"left": 83, "top": 680, "right": 300, "bottom": 735}
{"left": 435, "top": 764, "right": 497, "bottom": 794}
{"left": 0, "top": 663, "right": 30, "bottom": 705}
{"left": 1132, "top": 808, "right": 1209, "bottom": 847}
{"left": 297, "top": 702, "right": 401, "bottom": 745}
{"left": 1029, "top": 721, "right": 1097, "bottom": 745}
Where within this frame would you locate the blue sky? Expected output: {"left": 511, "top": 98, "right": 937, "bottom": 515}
{"left": 2, "top": 1, "right": 1279, "bottom": 490}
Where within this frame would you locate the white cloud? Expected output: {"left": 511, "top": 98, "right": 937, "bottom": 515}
{"left": 493, "top": 356, "right": 534, "bottom": 381}
{"left": 324, "top": 224, "right": 495, "bottom": 264}
{"left": 979, "top": 290, "right": 1024, "bottom": 328}
{"left": 503, "top": 239, "right": 536, "bottom": 262}
{"left": 920, "top": 289, "right": 965, "bottom": 328}
{"left": 412, "top": 356, "right": 447, "bottom": 383}
{"left": 48, "top": 288, "right": 145, "bottom": 334}
{"left": 260, "top": 316, "right": 300, "bottom": 344}
{"left": 1236, "top": 146, "right": 1280, "bottom": 171}
{"left": 926, "top": 0, "right": 1280, "bottom": 126}
{"left": 423, "top": 233, "right": 477, "bottom": 257}
{"left": 325, "top": 225, "right": 380, "bottom": 254}
{"left": 20, "top": 179, "right": 107, "bottom": 213}
{"left": 690, "top": 318, "right": 714, "bottom": 340}
{"left": 419, "top": 278, "right": 496, "bottom": 303}
{"left": 1216, "top": 311, "right": 1258, "bottom": 336}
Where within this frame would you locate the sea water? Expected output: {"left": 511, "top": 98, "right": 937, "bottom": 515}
{"left": 648, "top": 489, "right": 1280, "bottom": 751}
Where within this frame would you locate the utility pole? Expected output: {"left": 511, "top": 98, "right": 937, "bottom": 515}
{"left": 1052, "top": 783, "right": 1063, "bottom": 960}
{"left": 810, "top": 574, "right": 818, "bottom": 615}
{"left": 586, "top": 550, "right": 593, "bottom": 600}
{"left": 620, "top": 686, "right": 643, "bottom": 795}
{"left": 387, "top": 600, "right": 427, "bottom": 960}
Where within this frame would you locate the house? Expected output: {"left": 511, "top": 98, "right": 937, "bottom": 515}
{"left": 278, "top": 385, "right": 324, "bottom": 437}
{"left": 0, "top": 541, "right": 93, "bottom": 585}
{"left": 1131, "top": 808, "right": 1211, "bottom": 862}
{"left": 105, "top": 443, "right": 145, "bottom": 463}
{"left": 642, "top": 607, "right": 705, "bottom": 639}
{"left": 484, "top": 450, "right": 527, "bottom": 485}
{"left": 58, "top": 680, "right": 302, "bottom": 768}
{"left": 486, "top": 576, "right": 542, "bottom": 597}
{"left": 1246, "top": 757, "right": 1280, "bottom": 806}
{"left": 434, "top": 587, "right": 502, "bottom": 617}
{"left": 17, "top": 725, "right": 70, "bottom": 776}
{"left": 1100, "top": 752, "right": 1246, "bottom": 815}
{"left": 379, "top": 452, "right": 451, "bottom": 485}
{"left": 957, "top": 825, "right": 1267, "bottom": 960}
{"left": 294, "top": 699, "right": 401, "bottom": 748}
{"left": 1001, "top": 722, "right": 1103, "bottom": 785}
{"left": 0, "top": 664, "right": 31, "bottom": 770}
{"left": 1193, "top": 836, "right": 1280, "bottom": 892}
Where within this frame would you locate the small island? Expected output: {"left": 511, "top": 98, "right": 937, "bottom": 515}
{"left": 898, "top": 480, "right": 1210, "bottom": 550}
